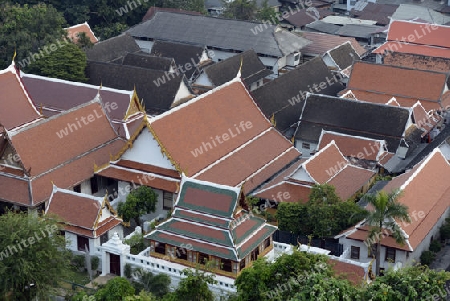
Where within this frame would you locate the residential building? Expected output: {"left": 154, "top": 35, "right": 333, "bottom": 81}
{"left": 251, "top": 57, "right": 343, "bottom": 138}
{"left": 85, "top": 33, "right": 140, "bottom": 63}
{"left": 66, "top": 22, "right": 98, "bottom": 44}
{"left": 46, "top": 186, "right": 123, "bottom": 255}
{"left": 193, "top": 50, "right": 272, "bottom": 93}
{"left": 126, "top": 11, "right": 312, "bottom": 75}
{"left": 321, "top": 41, "right": 360, "bottom": 80}
{"left": 337, "top": 148, "right": 450, "bottom": 273}
{"left": 292, "top": 93, "right": 412, "bottom": 157}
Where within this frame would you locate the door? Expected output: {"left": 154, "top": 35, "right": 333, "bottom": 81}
{"left": 109, "top": 253, "right": 120, "bottom": 275}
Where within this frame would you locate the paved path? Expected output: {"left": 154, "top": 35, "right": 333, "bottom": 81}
{"left": 85, "top": 274, "right": 117, "bottom": 288}
{"left": 429, "top": 243, "right": 450, "bottom": 271}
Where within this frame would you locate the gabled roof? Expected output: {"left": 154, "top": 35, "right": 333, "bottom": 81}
{"left": 411, "top": 101, "right": 440, "bottom": 136}
{"left": 340, "top": 148, "right": 450, "bottom": 251}
{"left": 85, "top": 33, "right": 140, "bottom": 63}
{"left": 317, "top": 130, "right": 387, "bottom": 162}
{"left": 305, "top": 20, "right": 341, "bottom": 34}
{"left": 127, "top": 12, "right": 312, "bottom": 57}
{"left": 46, "top": 186, "right": 121, "bottom": 238}
{"left": 146, "top": 176, "right": 276, "bottom": 261}
{"left": 391, "top": 4, "right": 450, "bottom": 25}
{"left": 343, "top": 61, "right": 449, "bottom": 111}
{"left": 150, "top": 40, "right": 208, "bottom": 79}
{"left": 351, "top": 3, "right": 398, "bottom": 26}
{"left": 326, "top": 42, "right": 359, "bottom": 70}
{"left": 283, "top": 8, "right": 335, "bottom": 28}
{"left": 202, "top": 50, "right": 272, "bottom": 87}
{"left": 142, "top": 7, "right": 202, "bottom": 22}
{"left": 66, "top": 22, "right": 98, "bottom": 44}
{"left": 336, "top": 24, "right": 384, "bottom": 39}
{"left": 251, "top": 57, "right": 343, "bottom": 136}
{"left": 0, "top": 64, "right": 43, "bottom": 130}
{"left": 298, "top": 31, "right": 367, "bottom": 57}
{"left": 381, "top": 52, "right": 450, "bottom": 73}
{"left": 294, "top": 94, "right": 411, "bottom": 152}
{"left": 86, "top": 61, "right": 189, "bottom": 115}
{"left": 387, "top": 20, "right": 450, "bottom": 48}
{"left": 122, "top": 52, "right": 175, "bottom": 71}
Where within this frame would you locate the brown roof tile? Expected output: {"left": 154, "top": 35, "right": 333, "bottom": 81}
{"left": 254, "top": 181, "right": 311, "bottom": 203}
{"left": 304, "top": 141, "right": 348, "bottom": 183}
{"left": 0, "top": 66, "right": 42, "bottom": 130}
{"left": 327, "top": 166, "right": 375, "bottom": 200}
{"left": 387, "top": 21, "right": 450, "bottom": 48}
{"left": 299, "top": 31, "right": 367, "bottom": 57}
{"left": 328, "top": 259, "right": 366, "bottom": 285}
{"left": 374, "top": 42, "right": 450, "bottom": 59}
{"left": 66, "top": 22, "right": 98, "bottom": 44}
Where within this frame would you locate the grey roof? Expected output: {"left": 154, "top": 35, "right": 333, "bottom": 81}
{"left": 305, "top": 20, "right": 341, "bottom": 34}
{"left": 85, "top": 33, "right": 140, "bottom": 63}
{"left": 294, "top": 94, "right": 411, "bottom": 152}
{"left": 127, "top": 12, "right": 312, "bottom": 57}
{"left": 357, "top": 180, "right": 389, "bottom": 207}
{"left": 86, "top": 61, "right": 188, "bottom": 115}
{"left": 350, "top": 3, "right": 399, "bottom": 26}
{"left": 203, "top": 50, "right": 272, "bottom": 87}
{"left": 327, "top": 42, "right": 359, "bottom": 70}
{"left": 122, "top": 52, "right": 175, "bottom": 71}
{"left": 336, "top": 24, "right": 384, "bottom": 39}
{"left": 150, "top": 40, "right": 207, "bottom": 79}
{"left": 250, "top": 57, "right": 343, "bottom": 136}
{"left": 391, "top": 4, "right": 450, "bottom": 24}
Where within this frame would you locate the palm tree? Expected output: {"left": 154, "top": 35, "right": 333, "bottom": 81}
{"left": 364, "top": 189, "right": 411, "bottom": 276}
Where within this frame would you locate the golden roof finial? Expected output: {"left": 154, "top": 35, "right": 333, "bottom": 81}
{"left": 12, "top": 48, "right": 16, "bottom": 63}
{"left": 237, "top": 56, "right": 243, "bottom": 78}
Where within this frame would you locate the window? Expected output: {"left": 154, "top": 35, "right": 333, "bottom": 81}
{"left": 294, "top": 52, "right": 300, "bottom": 61}
{"left": 155, "top": 242, "right": 166, "bottom": 255}
{"left": 302, "top": 143, "right": 310, "bottom": 150}
{"left": 100, "top": 233, "right": 109, "bottom": 244}
{"left": 73, "top": 184, "right": 81, "bottom": 193}
{"left": 351, "top": 246, "right": 360, "bottom": 259}
{"left": 163, "top": 192, "right": 173, "bottom": 210}
{"left": 90, "top": 176, "right": 99, "bottom": 194}
{"left": 239, "top": 259, "right": 246, "bottom": 270}
{"left": 264, "top": 237, "right": 271, "bottom": 249}
{"left": 77, "top": 236, "right": 89, "bottom": 252}
{"left": 385, "top": 247, "right": 396, "bottom": 262}
{"left": 176, "top": 247, "right": 188, "bottom": 260}
{"left": 221, "top": 258, "right": 232, "bottom": 272}
{"left": 198, "top": 252, "right": 209, "bottom": 265}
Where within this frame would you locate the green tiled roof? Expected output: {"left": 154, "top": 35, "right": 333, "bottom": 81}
{"left": 148, "top": 230, "right": 238, "bottom": 261}
{"left": 176, "top": 181, "right": 237, "bottom": 217}
{"left": 173, "top": 209, "right": 231, "bottom": 229}
{"left": 231, "top": 215, "right": 266, "bottom": 245}
{"left": 158, "top": 219, "right": 234, "bottom": 247}
{"left": 237, "top": 225, "right": 277, "bottom": 259}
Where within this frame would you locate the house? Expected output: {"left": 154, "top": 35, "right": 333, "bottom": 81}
{"left": 297, "top": 31, "right": 367, "bottom": 60}
{"left": 336, "top": 148, "right": 450, "bottom": 273}
{"left": 85, "top": 33, "right": 140, "bottom": 63}
{"left": 21, "top": 73, "right": 145, "bottom": 139}
{"left": 335, "top": 24, "right": 385, "bottom": 45}
{"left": 316, "top": 130, "right": 394, "bottom": 171}
{"left": 373, "top": 20, "right": 450, "bottom": 66}
{"left": 86, "top": 61, "right": 193, "bottom": 115}
{"left": 390, "top": 4, "right": 450, "bottom": 25}
{"left": 121, "top": 52, "right": 177, "bottom": 72}
{"left": 126, "top": 11, "right": 312, "bottom": 75}
{"left": 332, "top": 0, "right": 376, "bottom": 13}
{"left": 254, "top": 141, "right": 376, "bottom": 202}
{"left": 305, "top": 20, "right": 341, "bottom": 34}
{"left": 341, "top": 61, "right": 450, "bottom": 112}
{"left": 142, "top": 7, "right": 202, "bottom": 22}
{"left": 321, "top": 42, "right": 360, "bottom": 80}
{"left": 0, "top": 65, "right": 125, "bottom": 211}
{"left": 146, "top": 175, "right": 277, "bottom": 278}
{"left": 150, "top": 40, "right": 212, "bottom": 81}
{"left": 350, "top": 3, "right": 399, "bottom": 26}
{"left": 94, "top": 75, "right": 301, "bottom": 221}
{"left": 205, "top": 0, "right": 281, "bottom": 16}
{"left": 250, "top": 57, "right": 343, "bottom": 138}
{"left": 45, "top": 186, "right": 123, "bottom": 255}
{"left": 381, "top": 52, "right": 450, "bottom": 73}
{"left": 66, "top": 22, "right": 98, "bottom": 44}
{"left": 292, "top": 93, "right": 412, "bottom": 157}
{"left": 193, "top": 50, "right": 272, "bottom": 93}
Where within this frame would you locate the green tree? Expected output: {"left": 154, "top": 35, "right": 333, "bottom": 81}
{"left": 167, "top": 267, "right": 216, "bottom": 301}
{"left": 0, "top": 211, "right": 71, "bottom": 301}
{"left": 223, "top": 0, "right": 257, "bottom": 20}
{"left": 132, "top": 268, "right": 171, "bottom": 298}
{"left": 94, "top": 277, "right": 135, "bottom": 301}
{"left": 0, "top": 3, "right": 67, "bottom": 69}
{"left": 364, "top": 190, "right": 410, "bottom": 276}
{"left": 118, "top": 186, "right": 158, "bottom": 227}
{"left": 256, "top": 0, "right": 279, "bottom": 24}
{"left": 162, "top": 0, "right": 206, "bottom": 13}
{"left": 308, "top": 183, "right": 341, "bottom": 204}
{"left": 25, "top": 41, "right": 87, "bottom": 82}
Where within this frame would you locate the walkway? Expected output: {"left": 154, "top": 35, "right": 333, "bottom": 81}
{"left": 85, "top": 274, "right": 117, "bottom": 288}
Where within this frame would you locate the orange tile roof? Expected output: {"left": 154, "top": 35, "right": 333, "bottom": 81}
{"left": 318, "top": 131, "right": 385, "bottom": 161}
{"left": 412, "top": 102, "right": 440, "bottom": 135}
{"left": 328, "top": 259, "right": 366, "bottom": 285}
{"left": 299, "top": 31, "right": 367, "bottom": 57}
{"left": 387, "top": 21, "right": 450, "bottom": 48}
{"left": 347, "top": 61, "right": 447, "bottom": 104}
{"left": 304, "top": 141, "right": 348, "bottom": 183}
{"left": 254, "top": 181, "right": 311, "bottom": 203}
{"left": 10, "top": 101, "right": 119, "bottom": 177}
{"left": 66, "top": 22, "right": 98, "bottom": 44}
{"left": 0, "top": 65, "right": 43, "bottom": 130}
{"left": 373, "top": 42, "right": 450, "bottom": 59}
{"left": 327, "top": 166, "right": 375, "bottom": 200}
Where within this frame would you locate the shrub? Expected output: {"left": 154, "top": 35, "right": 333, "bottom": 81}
{"left": 124, "top": 263, "right": 133, "bottom": 279}
{"left": 91, "top": 256, "right": 99, "bottom": 271}
{"left": 124, "top": 233, "right": 147, "bottom": 255}
{"left": 420, "top": 251, "right": 436, "bottom": 265}
{"left": 440, "top": 223, "right": 450, "bottom": 242}
{"left": 72, "top": 254, "right": 86, "bottom": 270}
{"left": 429, "top": 240, "right": 442, "bottom": 253}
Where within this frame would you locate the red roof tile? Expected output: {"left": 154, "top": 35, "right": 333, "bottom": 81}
{"left": 299, "top": 32, "right": 367, "bottom": 56}
{"left": 373, "top": 42, "right": 450, "bottom": 59}
{"left": 328, "top": 259, "right": 366, "bottom": 285}
{"left": 254, "top": 181, "right": 311, "bottom": 203}
{"left": 66, "top": 22, "right": 98, "bottom": 44}
{"left": 304, "top": 141, "right": 348, "bottom": 183}
{"left": 327, "top": 166, "right": 375, "bottom": 200}
{"left": 387, "top": 21, "right": 450, "bottom": 48}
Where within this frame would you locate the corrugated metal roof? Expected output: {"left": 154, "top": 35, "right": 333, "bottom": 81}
{"left": 321, "top": 15, "right": 377, "bottom": 25}
{"left": 127, "top": 12, "right": 311, "bottom": 57}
